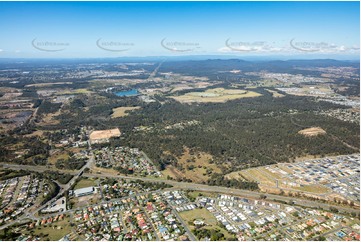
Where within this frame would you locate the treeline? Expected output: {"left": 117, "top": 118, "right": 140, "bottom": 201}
{"left": 55, "top": 156, "right": 86, "bottom": 170}
{"left": 40, "top": 179, "right": 60, "bottom": 205}
{"left": 134, "top": 179, "right": 173, "bottom": 190}
{"left": 0, "top": 169, "right": 31, "bottom": 181}
{"left": 192, "top": 227, "right": 236, "bottom": 241}
{"left": 207, "top": 174, "right": 259, "bottom": 190}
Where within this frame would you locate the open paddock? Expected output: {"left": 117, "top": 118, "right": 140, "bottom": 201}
{"left": 170, "top": 88, "right": 262, "bottom": 103}
{"left": 111, "top": 106, "right": 141, "bottom": 118}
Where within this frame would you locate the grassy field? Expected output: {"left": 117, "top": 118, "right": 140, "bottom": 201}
{"left": 225, "top": 164, "right": 286, "bottom": 182}
{"left": 187, "top": 191, "right": 217, "bottom": 200}
{"left": 40, "top": 109, "right": 61, "bottom": 125}
{"left": 73, "top": 178, "right": 97, "bottom": 189}
{"left": 32, "top": 218, "right": 72, "bottom": 241}
{"left": 161, "top": 147, "right": 221, "bottom": 183}
{"left": 294, "top": 184, "right": 331, "bottom": 193}
{"left": 58, "top": 88, "right": 93, "bottom": 95}
{"left": 179, "top": 208, "right": 216, "bottom": 223}
{"left": 237, "top": 164, "right": 332, "bottom": 195}
{"left": 88, "top": 161, "right": 119, "bottom": 175}
{"left": 239, "top": 168, "right": 277, "bottom": 187}
{"left": 179, "top": 208, "right": 234, "bottom": 239}
{"left": 266, "top": 89, "right": 285, "bottom": 97}
{"left": 48, "top": 151, "right": 70, "bottom": 165}
{"left": 276, "top": 164, "right": 294, "bottom": 174}
{"left": 111, "top": 106, "right": 141, "bottom": 118}
{"left": 25, "top": 82, "right": 73, "bottom": 87}
{"left": 171, "top": 88, "right": 262, "bottom": 103}
{"left": 224, "top": 171, "right": 245, "bottom": 180}
{"left": 69, "top": 194, "right": 101, "bottom": 209}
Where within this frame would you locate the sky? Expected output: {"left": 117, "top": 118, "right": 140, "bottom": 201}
{"left": 0, "top": 1, "right": 359, "bottom": 59}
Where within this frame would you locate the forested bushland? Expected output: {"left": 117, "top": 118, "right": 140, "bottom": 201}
{"left": 116, "top": 92, "right": 359, "bottom": 172}
{"left": 55, "top": 157, "right": 86, "bottom": 170}
{"left": 36, "top": 100, "right": 62, "bottom": 116}
{"left": 0, "top": 134, "right": 51, "bottom": 164}
{"left": 1, "top": 80, "right": 358, "bottom": 190}
{"left": 40, "top": 89, "right": 359, "bottom": 176}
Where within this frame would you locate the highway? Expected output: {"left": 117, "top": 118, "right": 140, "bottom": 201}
{"left": 84, "top": 173, "right": 360, "bottom": 215}
{"left": 1, "top": 162, "right": 359, "bottom": 217}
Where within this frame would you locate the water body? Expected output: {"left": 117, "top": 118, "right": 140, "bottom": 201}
{"left": 114, "top": 89, "right": 139, "bottom": 97}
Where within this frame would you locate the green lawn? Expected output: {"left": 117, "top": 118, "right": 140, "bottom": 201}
{"left": 187, "top": 191, "right": 216, "bottom": 200}
{"left": 73, "top": 178, "right": 97, "bottom": 189}
{"left": 32, "top": 219, "right": 72, "bottom": 241}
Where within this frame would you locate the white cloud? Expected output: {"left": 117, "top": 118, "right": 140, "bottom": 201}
{"left": 218, "top": 43, "right": 289, "bottom": 53}
{"left": 217, "top": 46, "right": 232, "bottom": 52}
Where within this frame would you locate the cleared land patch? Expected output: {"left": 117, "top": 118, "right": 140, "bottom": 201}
{"left": 111, "top": 106, "right": 141, "bottom": 118}
{"left": 266, "top": 89, "right": 285, "bottom": 98}
{"left": 171, "top": 88, "right": 262, "bottom": 103}
{"left": 38, "top": 108, "right": 62, "bottom": 126}
{"left": 48, "top": 151, "right": 70, "bottom": 165}
{"left": 89, "top": 128, "right": 121, "bottom": 141}
{"left": 73, "top": 178, "right": 97, "bottom": 189}
{"left": 58, "top": 88, "right": 92, "bottom": 95}
{"left": 31, "top": 218, "right": 72, "bottom": 241}
{"left": 25, "top": 82, "right": 73, "bottom": 87}
{"left": 298, "top": 127, "right": 326, "bottom": 137}
{"left": 179, "top": 208, "right": 234, "bottom": 239}
{"left": 239, "top": 168, "right": 277, "bottom": 187}
{"left": 296, "top": 184, "right": 331, "bottom": 193}
{"left": 162, "top": 147, "right": 221, "bottom": 183}
{"left": 231, "top": 163, "right": 332, "bottom": 196}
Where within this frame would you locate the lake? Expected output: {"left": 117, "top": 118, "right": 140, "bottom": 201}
{"left": 114, "top": 89, "right": 139, "bottom": 97}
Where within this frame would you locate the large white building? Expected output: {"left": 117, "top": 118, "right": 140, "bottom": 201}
{"left": 73, "top": 186, "right": 95, "bottom": 197}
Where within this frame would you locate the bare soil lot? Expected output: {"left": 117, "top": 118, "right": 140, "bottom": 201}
{"left": 298, "top": 127, "right": 326, "bottom": 137}
{"left": 89, "top": 128, "right": 121, "bottom": 141}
